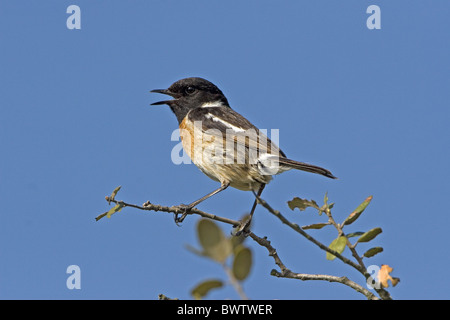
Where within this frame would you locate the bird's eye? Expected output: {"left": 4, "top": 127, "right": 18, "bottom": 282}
{"left": 185, "top": 86, "right": 196, "bottom": 95}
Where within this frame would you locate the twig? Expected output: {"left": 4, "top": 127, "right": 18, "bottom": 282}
{"left": 252, "top": 194, "right": 364, "bottom": 274}
{"left": 252, "top": 193, "right": 392, "bottom": 300}
{"left": 96, "top": 198, "right": 241, "bottom": 227}
{"left": 247, "top": 232, "right": 378, "bottom": 300}
{"left": 323, "top": 207, "right": 366, "bottom": 269}
{"left": 97, "top": 193, "right": 391, "bottom": 300}
{"left": 222, "top": 263, "right": 249, "bottom": 300}
{"left": 322, "top": 202, "right": 392, "bottom": 300}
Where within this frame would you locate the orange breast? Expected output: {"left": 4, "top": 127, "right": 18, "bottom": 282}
{"left": 179, "top": 116, "right": 195, "bottom": 161}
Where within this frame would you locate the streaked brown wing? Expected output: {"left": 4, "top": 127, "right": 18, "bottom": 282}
{"left": 187, "top": 107, "right": 286, "bottom": 163}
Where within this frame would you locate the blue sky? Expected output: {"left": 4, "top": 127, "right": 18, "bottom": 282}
{"left": 1, "top": 1, "right": 449, "bottom": 300}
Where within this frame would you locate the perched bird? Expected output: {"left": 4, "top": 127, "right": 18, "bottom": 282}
{"left": 151, "top": 77, "right": 336, "bottom": 229}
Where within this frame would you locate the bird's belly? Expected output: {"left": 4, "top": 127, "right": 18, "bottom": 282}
{"left": 197, "top": 161, "right": 273, "bottom": 191}
{"left": 179, "top": 117, "right": 273, "bottom": 191}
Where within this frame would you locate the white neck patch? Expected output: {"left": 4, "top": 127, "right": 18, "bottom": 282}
{"left": 200, "top": 101, "right": 225, "bottom": 108}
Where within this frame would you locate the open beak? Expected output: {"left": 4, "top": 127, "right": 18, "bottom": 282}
{"left": 150, "top": 89, "right": 179, "bottom": 105}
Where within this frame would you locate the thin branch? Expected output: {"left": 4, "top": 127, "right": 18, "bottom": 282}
{"left": 274, "top": 271, "right": 377, "bottom": 299}
{"left": 323, "top": 207, "right": 367, "bottom": 270}
{"left": 96, "top": 198, "right": 241, "bottom": 227}
{"left": 247, "top": 232, "right": 378, "bottom": 300}
{"left": 97, "top": 193, "right": 392, "bottom": 300}
{"left": 252, "top": 194, "right": 365, "bottom": 274}
{"left": 222, "top": 263, "right": 249, "bottom": 300}
{"left": 253, "top": 194, "right": 392, "bottom": 300}
{"left": 322, "top": 203, "right": 393, "bottom": 300}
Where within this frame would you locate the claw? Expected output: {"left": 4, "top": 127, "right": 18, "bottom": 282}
{"left": 173, "top": 204, "right": 192, "bottom": 225}
{"left": 234, "top": 217, "right": 252, "bottom": 237}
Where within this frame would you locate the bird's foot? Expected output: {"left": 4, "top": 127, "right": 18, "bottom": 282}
{"left": 234, "top": 217, "right": 252, "bottom": 237}
{"left": 173, "top": 203, "right": 192, "bottom": 225}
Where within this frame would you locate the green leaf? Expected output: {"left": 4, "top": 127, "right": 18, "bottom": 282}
{"left": 346, "top": 231, "right": 365, "bottom": 238}
{"left": 232, "top": 245, "right": 252, "bottom": 281}
{"left": 326, "top": 236, "right": 347, "bottom": 260}
{"left": 301, "top": 222, "right": 330, "bottom": 230}
{"left": 363, "top": 247, "right": 384, "bottom": 258}
{"left": 110, "top": 185, "right": 122, "bottom": 201}
{"left": 191, "top": 279, "right": 223, "bottom": 300}
{"left": 106, "top": 202, "right": 124, "bottom": 218}
{"left": 357, "top": 227, "right": 382, "bottom": 243}
{"left": 343, "top": 196, "right": 373, "bottom": 226}
{"left": 197, "top": 219, "right": 232, "bottom": 263}
{"left": 287, "top": 197, "right": 319, "bottom": 212}
{"left": 184, "top": 244, "right": 206, "bottom": 257}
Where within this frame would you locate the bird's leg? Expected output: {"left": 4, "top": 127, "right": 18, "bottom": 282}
{"left": 235, "top": 183, "right": 266, "bottom": 235}
{"left": 174, "top": 181, "right": 230, "bottom": 224}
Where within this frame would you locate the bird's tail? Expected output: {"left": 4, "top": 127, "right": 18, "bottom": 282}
{"left": 278, "top": 158, "right": 337, "bottom": 179}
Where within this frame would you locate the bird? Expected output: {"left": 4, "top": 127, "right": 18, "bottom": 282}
{"left": 151, "top": 77, "right": 336, "bottom": 231}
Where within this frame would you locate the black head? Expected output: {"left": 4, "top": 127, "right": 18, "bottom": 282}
{"left": 151, "top": 77, "right": 230, "bottom": 124}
